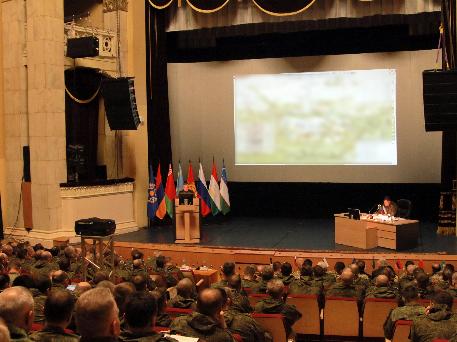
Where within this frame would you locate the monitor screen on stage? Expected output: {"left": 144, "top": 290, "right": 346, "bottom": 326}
{"left": 234, "top": 69, "right": 397, "bottom": 166}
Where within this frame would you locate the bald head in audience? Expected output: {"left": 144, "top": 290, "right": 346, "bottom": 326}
{"left": 261, "top": 266, "right": 274, "bottom": 282}
{"left": 340, "top": 268, "right": 355, "bottom": 285}
{"left": 75, "top": 288, "right": 120, "bottom": 339}
{"left": 0, "top": 287, "right": 34, "bottom": 332}
{"left": 176, "top": 278, "right": 194, "bottom": 299}
{"left": 197, "top": 288, "right": 225, "bottom": 319}
{"left": 76, "top": 282, "right": 92, "bottom": 296}
{"left": 267, "top": 279, "right": 285, "bottom": 300}
{"left": 114, "top": 282, "right": 136, "bottom": 316}
{"left": 375, "top": 274, "right": 389, "bottom": 287}
{"left": 41, "top": 251, "right": 52, "bottom": 262}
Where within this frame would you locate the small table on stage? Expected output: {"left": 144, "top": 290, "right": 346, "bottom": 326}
{"left": 334, "top": 213, "right": 419, "bottom": 250}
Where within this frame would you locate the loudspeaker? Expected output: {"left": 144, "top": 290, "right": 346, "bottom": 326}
{"left": 423, "top": 70, "right": 457, "bottom": 131}
{"left": 101, "top": 77, "right": 140, "bottom": 130}
{"left": 23, "top": 146, "right": 31, "bottom": 182}
{"left": 67, "top": 36, "right": 99, "bottom": 59}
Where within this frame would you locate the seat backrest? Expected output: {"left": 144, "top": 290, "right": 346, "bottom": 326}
{"left": 363, "top": 298, "right": 398, "bottom": 337}
{"left": 397, "top": 199, "right": 412, "bottom": 218}
{"left": 324, "top": 296, "right": 359, "bottom": 337}
{"left": 287, "top": 294, "right": 320, "bottom": 335}
{"left": 392, "top": 320, "right": 412, "bottom": 342}
{"left": 165, "top": 307, "right": 193, "bottom": 319}
{"left": 251, "top": 313, "right": 287, "bottom": 342}
{"left": 248, "top": 294, "right": 269, "bottom": 308}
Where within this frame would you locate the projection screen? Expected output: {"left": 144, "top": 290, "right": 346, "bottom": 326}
{"left": 234, "top": 69, "right": 397, "bottom": 166}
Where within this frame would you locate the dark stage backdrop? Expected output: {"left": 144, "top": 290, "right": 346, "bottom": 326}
{"left": 145, "top": 4, "right": 443, "bottom": 223}
{"left": 228, "top": 182, "right": 440, "bottom": 222}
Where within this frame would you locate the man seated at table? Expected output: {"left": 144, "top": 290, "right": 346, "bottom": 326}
{"left": 377, "top": 196, "right": 398, "bottom": 216}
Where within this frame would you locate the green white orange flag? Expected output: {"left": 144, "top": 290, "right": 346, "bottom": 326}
{"left": 164, "top": 163, "right": 176, "bottom": 218}
{"left": 220, "top": 161, "right": 230, "bottom": 215}
{"left": 208, "top": 159, "right": 221, "bottom": 216}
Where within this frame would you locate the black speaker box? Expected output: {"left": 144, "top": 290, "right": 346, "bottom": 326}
{"left": 101, "top": 77, "right": 140, "bottom": 130}
{"left": 67, "top": 36, "right": 99, "bottom": 59}
{"left": 423, "top": 69, "right": 457, "bottom": 132}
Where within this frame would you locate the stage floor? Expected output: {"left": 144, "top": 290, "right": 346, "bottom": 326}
{"left": 116, "top": 217, "right": 457, "bottom": 254}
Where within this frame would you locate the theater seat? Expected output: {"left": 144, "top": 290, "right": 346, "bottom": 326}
{"left": 392, "top": 320, "right": 412, "bottom": 342}
{"left": 287, "top": 294, "right": 321, "bottom": 335}
{"left": 31, "top": 323, "right": 44, "bottom": 332}
{"left": 324, "top": 296, "right": 359, "bottom": 337}
{"left": 248, "top": 293, "right": 268, "bottom": 308}
{"left": 251, "top": 313, "right": 287, "bottom": 342}
{"left": 154, "top": 326, "right": 170, "bottom": 333}
{"left": 363, "top": 298, "right": 397, "bottom": 338}
{"left": 165, "top": 307, "right": 193, "bottom": 319}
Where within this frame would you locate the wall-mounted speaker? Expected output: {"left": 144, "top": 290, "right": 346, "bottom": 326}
{"left": 101, "top": 77, "right": 140, "bottom": 130}
{"left": 67, "top": 36, "right": 99, "bottom": 59}
{"left": 423, "top": 69, "right": 457, "bottom": 132}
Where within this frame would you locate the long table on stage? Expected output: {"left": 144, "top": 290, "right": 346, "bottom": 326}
{"left": 334, "top": 213, "right": 419, "bottom": 250}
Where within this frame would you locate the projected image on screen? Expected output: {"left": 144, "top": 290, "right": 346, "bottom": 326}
{"left": 234, "top": 69, "right": 397, "bottom": 165}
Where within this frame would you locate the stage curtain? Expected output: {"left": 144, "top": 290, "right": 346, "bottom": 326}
{"left": 65, "top": 67, "right": 103, "bottom": 183}
{"left": 146, "top": 0, "right": 317, "bottom": 16}
{"left": 145, "top": 1, "right": 173, "bottom": 180}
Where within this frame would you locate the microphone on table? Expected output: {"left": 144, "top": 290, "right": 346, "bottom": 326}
{"left": 369, "top": 204, "right": 381, "bottom": 214}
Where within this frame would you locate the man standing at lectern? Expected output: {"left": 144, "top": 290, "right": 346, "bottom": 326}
{"left": 377, "top": 196, "right": 398, "bottom": 216}
{"left": 178, "top": 183, "right": 195, "bottom": 205}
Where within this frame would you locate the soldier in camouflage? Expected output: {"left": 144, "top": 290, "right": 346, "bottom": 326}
{"left": 411, "top": 291, "right": 457, "bottom": 342}
{"left": 119, "top": 291, "right": 177, "bottom": 342}
{"left": 170, "top": 288, "right": 235, "bottom": 342}
{"left": 383, "top": 285, "right": 425, "bottom": 340}
{"left": 254, "top": 279, "right": 302, "bottom": 337}
{"left": 30, "top": 289, "right": 79, "bottom": 342}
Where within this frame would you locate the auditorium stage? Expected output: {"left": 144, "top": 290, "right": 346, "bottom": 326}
{"left": 116, "top": 217, "right": 457, "bottom": 254}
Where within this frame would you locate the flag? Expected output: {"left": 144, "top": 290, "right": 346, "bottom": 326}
{"left": 147, "top": 165, "right": 158, "bottom": 219}
{"left": 209, "top": 160, "right": 221, "bottom": 216}
{"left": 155, "top": 163, "right": 166, "bottom": 219}
{"left": 219, "top": 160, "right": 230, "bottom": 215}
{"left": 196, "top": 162, "right": 211, "bottom": 217}
{"left": 177, "top": 162, "right": 184, "bottom": 193}
{"left": 187, "top": 161, "right": 197, "bottom": 195}
{"left": 164, "top": 164, "right": 176, "bottom": 218}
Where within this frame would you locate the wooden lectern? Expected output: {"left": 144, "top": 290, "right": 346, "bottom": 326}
{"left": 175, "top": 198, "right": 200, "bottom": 244}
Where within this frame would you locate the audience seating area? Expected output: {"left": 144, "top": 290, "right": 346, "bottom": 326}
{"left": 0, "top": 240, "right": 457, "bottom": 342}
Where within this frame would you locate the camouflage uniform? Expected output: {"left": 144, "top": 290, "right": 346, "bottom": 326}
{"left": 119, "top": 330, "right": 177, "bottom": 342}
{"left": 224, "top": 309, "right": 272, "bottom": 342}
{"left": 278, "top": 275, "right": 295, "bottom": 286}
{"left": 30, "top": 326, "right": 79, "bottom": 342}
{"left": 254, "top": 297, "right": 302, "bottom": 336}
{"left": 250, "top": 280, "right": 268, "bottom": 294}
{"left": 170, "top": 312, "right": 235, "bottom": 342}
{"left": 446, "top": 287, "right": 457, "bottom": 298}
{"left": 383, "top": 303, "right": 425, "bottom": 340}
{"left": 30, "top": 288, "right": 47, "bottom": 324}
{"left": 288, "top": 278, "right": 322, "bottom": 296}
{"left": 211, "top": 279, "right": 229, "bottom": 289}
{"left": 365, "top": 286, "right": 398, "bottom": 299}
{"left": 411, "top": 304, "right": 457, "bottom": 342}
{"left": 169, "top": 295, "right": 196, "bottom": 310}
{"left": 32, "top": 261, "right": 58, "bottom": 277}
{"left": 326, "top": 282, "right": 362, "bottom": 300}
{"left": 241, "top": 279, "right": 258, "bottom": 289}
{"left": 155, "top": 313, "right": 172, "bottom": 327}
{"left": 7, "top": 324, "right": 33, "bottom": 342}
{"left": 229, "top": 290, "right": 253, "bottom": 314}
